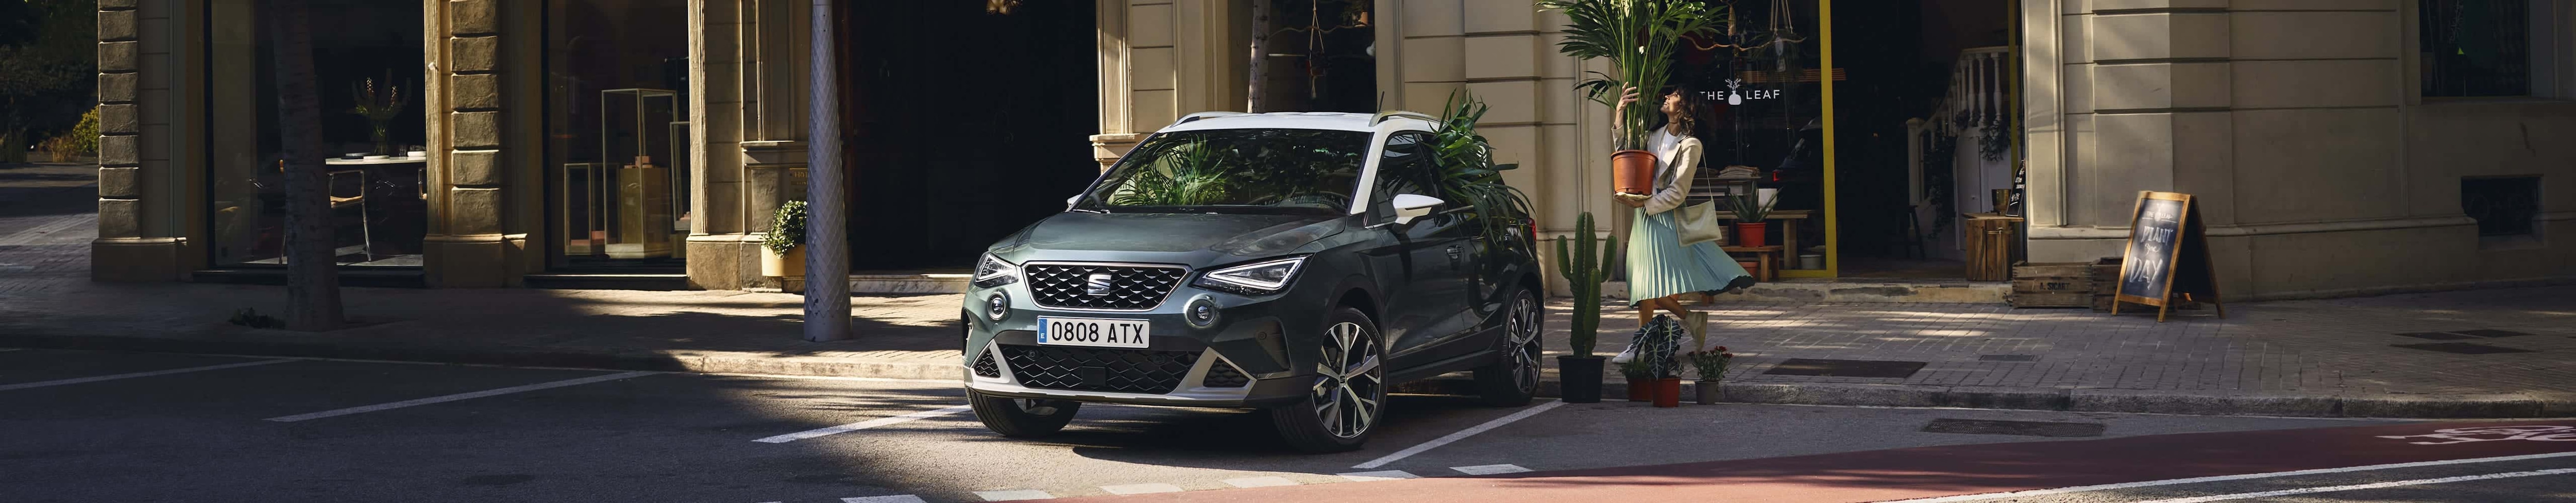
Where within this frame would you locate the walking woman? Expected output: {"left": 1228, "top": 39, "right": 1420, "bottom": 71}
{"left": 1611, "top": 85, "right": 1756, "bottom": 362}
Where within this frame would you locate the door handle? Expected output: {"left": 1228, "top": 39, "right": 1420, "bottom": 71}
{"left": 1445, "top": 245, "right": 1464, "bottom": 264}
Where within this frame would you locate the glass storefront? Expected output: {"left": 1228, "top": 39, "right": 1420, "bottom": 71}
{"left": 1671, "top": 0, "right": 1834, "bottom": 276}
{"left": 204, "top": 0, "right": 429, "bottom": 267}
{"left": 545, "top": 0, "right": 692, "bottom": 267}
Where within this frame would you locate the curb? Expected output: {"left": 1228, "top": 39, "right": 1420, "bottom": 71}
{"left": 8, "top": 332, "right": 2569, "bottom": 419}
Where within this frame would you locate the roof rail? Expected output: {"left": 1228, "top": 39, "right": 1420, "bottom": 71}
{"left": 1173, "top": 111, "right": 1249, "bottom": 126}
{"left": 1370, "top": 111, "right": 1438, "bottom": 126}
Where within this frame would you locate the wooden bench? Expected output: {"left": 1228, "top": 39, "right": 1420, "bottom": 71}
{"left": 1722, "top": 245, "right": 1781, "bottom": 282}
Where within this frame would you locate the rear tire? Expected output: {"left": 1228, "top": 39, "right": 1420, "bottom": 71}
{"left": 1473, "top": 287, "right": 1544, "bottom": 407}
{"left": 1270, "top": 307, "right": 1386, "bottom": 453}
{"left": 969, "top": 389, "right": 1081, "bottom": 438}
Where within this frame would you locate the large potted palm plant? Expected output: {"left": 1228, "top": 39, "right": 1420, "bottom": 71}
{"left": 1538, "top": 0, "right": 1723, "bottom": 195}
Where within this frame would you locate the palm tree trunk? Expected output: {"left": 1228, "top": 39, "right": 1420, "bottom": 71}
{"left": 266, "top": 0, "right": 342, "bottom": 331}
{"left": 1247, "top": 0, "right": 1271, "bottom": 112}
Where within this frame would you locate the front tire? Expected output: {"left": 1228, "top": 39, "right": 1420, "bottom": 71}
{"left": 969, "top": 389, "right": 1081, "bottom": 438}
{"left": 1270, "top": 307, "right": 1387, "bottom": 453}
{"left": 1473, "top": 287, "right": 1544, "bottom": 407}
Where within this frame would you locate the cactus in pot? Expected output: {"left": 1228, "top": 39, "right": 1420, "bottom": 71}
{"left": 1552, "top": 211, "right": 1615, "bottom": 403}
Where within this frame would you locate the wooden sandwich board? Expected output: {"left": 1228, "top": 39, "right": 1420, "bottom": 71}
{"left": 2111, "top": 191, "right": 2226, "bottom": 322}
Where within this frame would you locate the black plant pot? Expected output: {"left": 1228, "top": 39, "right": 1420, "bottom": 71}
{"left": 1557, "top": 355, "right": 1605, "bottom": 403}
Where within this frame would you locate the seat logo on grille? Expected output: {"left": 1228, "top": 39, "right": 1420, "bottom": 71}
{"left": 1084, "top": 273, "right": 1114, "bottom": 296}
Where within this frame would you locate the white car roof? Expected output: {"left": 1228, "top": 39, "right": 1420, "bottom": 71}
{"left": 1157, "top": 111, "right": 1435, "bottom": 133}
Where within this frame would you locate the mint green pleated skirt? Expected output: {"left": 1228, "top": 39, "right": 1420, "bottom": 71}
{"left": 1628, "top": 207, "right": 1754, "bottom": 306}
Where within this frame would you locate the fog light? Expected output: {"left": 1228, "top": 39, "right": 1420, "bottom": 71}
{"left": 986, "top": 292, "right": 1010, "bottom": 321}
{"left": 1184, "top": 294, "right": 1219, "bottom": 328}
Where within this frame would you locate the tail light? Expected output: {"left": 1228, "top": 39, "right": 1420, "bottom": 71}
{"left": 1524, "top": 219, "right": 1538, "bottom": 244}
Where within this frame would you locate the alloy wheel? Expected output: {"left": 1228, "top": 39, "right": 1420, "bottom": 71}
{"left": 1506, "top": 292, "right": 1542, "bottom": 395}
{"left": 1311, "top": 321, "right": 1384, "bottom": 439}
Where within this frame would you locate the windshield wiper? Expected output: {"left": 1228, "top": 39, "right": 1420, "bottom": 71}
{"left": 1067, "top": 208, "right": 1106, "bottom": 214}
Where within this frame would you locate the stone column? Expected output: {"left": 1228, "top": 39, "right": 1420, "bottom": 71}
{"left": 91, "top": 0, "right": 200, "bottom": 282}
{"left": 1089, "top": 0, "right": 1247, "bottom": 169}
{"left": 420, "top": 0, "right": 534, "bottom": 287}
{"left": 685, "top": 0, "right": 815, "bottom": 292}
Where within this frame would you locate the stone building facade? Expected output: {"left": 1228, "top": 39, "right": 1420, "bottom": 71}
{"left": 93, "top": 0, "right": 2575, "bottom": 302}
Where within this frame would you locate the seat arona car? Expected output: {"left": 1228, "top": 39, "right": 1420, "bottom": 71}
{"left": 960, "top": 111, "right": 1547, "bottom": 453}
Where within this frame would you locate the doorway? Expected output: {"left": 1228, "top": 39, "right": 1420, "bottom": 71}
{"left": 829, "top": 0, "right": 1103, "bottom": 271}
{"left": 1831, "top": 0, "right": 2016, "bottom": 279}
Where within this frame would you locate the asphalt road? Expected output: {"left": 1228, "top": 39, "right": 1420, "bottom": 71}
{"left": 3, "top": 347, "right": 2565, "bottom": 502}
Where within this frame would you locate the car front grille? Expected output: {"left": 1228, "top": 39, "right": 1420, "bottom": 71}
{"left": 1024, "top": 263, "right": 1187, "bottom": 310}
{"left": 999, "top": 344, "right": 1200, "bottom": 394}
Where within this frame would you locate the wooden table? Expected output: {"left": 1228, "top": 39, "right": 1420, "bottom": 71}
{"left": 1722, "top": 245, "right": 1782, "bottom": 281}
{"left": 1717, "top": 209, "right": 1813, "bottom": 269}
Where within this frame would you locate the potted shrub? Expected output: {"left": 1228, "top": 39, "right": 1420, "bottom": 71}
{"left": 1726, "top": 188, "right": 1778, "bottom": 248}
{"left": 761, "top": 200, "right": 808, "bottom": 279}
{"left": 1539, "top": 0, "right": 1723, "bottom": 195}
{"left": 1553, "top": 211, "right": 1614, "bottom": 403}
{"left": 1687, "top": 348, "right": 1732, "bottom": 405}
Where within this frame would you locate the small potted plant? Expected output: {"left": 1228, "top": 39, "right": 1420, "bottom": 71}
{"left": 1621, "top": 358, "right": 1655, "bottom": 402}
{"left": 1554, "top": 212, "right": 1615, "bottom": 403}
{"left": 761, "top": 200, "right": 808, "bottom": 279}
{"left": 349, "top": 73, "right": 409, "bottom": 156}
{"left": 1686, "top": 348, "right": 1733, "bottom": 405}
{"left": 1726, "top": 188, "right": 1778, "bottom": 248}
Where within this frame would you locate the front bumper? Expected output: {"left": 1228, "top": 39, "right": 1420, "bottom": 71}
{"left": 960, "top": 275, "right": 1319, "bottom": 408}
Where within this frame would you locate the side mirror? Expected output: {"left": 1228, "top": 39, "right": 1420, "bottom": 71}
{"left": 1392, "top": 194, "right": 1444, "bottom": 226}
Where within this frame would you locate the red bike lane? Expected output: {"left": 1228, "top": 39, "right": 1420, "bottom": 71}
{"left": 1059, "top": 420, "right": 2576, "bottom": 503}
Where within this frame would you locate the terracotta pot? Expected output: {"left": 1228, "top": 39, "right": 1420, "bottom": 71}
{"left": 1611, "top": 150, "right": 1658, "bottom": 195}
{"left": 1652, "top": 377, "right": 1683, "bottom": 407}
{"left": 1625, "top": 377, "right": 1654, "bottom": 402}
{"left": 1557, "top": 356, "right": 1606, "bottom": 403}
{"left": 1737, "top": 261, "right": 1760, "bottom": 273}
{"left": 1694, "top": 379, "right": 1722, "bottom": 405}
{"left": 1735, "top": 222, "right": 1769, "bottom": 248}
{"left": 761, "top": 246, "right": 806, "bottom": 278}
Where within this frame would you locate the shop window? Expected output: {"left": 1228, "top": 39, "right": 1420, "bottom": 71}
{"left": 204, "top": 0, "right": 428, "bottom": 267}
{"left": 545, "top": 0, "right": 691, "bottom": 264}
{"left": 2419, "top": 0, "right": 2558, "bottom": 97}
{"left": 2462, "top": 176, "right": 2543, "bottom": 246}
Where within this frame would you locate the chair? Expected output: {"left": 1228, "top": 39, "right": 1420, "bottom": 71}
{"left": 327, "top": 168, "right": 372, "bottom": 258}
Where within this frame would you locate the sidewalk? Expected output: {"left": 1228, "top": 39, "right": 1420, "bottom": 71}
{"left": 6, "top": 275, "right": 2571, "bottom": 418}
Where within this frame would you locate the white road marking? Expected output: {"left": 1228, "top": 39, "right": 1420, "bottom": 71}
{"left": 1878, "top": 451, "right": 2576, "bottom": 502}
{"left": 1450, "top": 464, "right": 1532, "bottom": 475}
{"left": 752, "top": 404, "right": 974, "bottom": 443}
{"left": 1351, "top": 400, "right": 1566, "bottom": 469}
{"left": 706, "top": 372, "right": 957, "bottom": 384}
{"left": 262, "top": 371, "right": 656, "bottom": 422}
{"left": 1337, "top": 470, "right": 1420, "bottom": 482}
{"left": 1098, "top": 483, "right": 1184, "bottom": 495}
{"left": 2127, "top": 468, "right": 2576, "bottom": 503}
{"left": 973, "top": 489, "right": 1055, "bottom": 501}
{"left": 1223, "top": 476, "right": 1301, "bottom": 488}
{"left": 0, "top": 359, "right": 295, "bottom": 391}
{"left": 841, "top": 495, "right": 929, "bottom": 503}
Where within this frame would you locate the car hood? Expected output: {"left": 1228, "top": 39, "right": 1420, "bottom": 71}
{"left": 997, "top": 212, "right": 1348, "bottom": 261}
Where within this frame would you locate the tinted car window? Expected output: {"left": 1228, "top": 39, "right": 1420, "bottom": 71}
{"left": 1076, "top": 129, "right": 1369, "bottom": 215}
{"left": 1369, "top": 132, "right": 1442, "bottom": 217}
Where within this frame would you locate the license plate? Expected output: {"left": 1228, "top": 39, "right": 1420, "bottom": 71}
{"left": 1035, "top": 317, "right": 1151, "bottom": 348}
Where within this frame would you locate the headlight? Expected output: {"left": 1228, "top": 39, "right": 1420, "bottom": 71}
{"left": 973, "top": 253, "right": 1019, "bottom": 288}
{"left": 1193, "top": 256, "right": 1307, "bottom": 295}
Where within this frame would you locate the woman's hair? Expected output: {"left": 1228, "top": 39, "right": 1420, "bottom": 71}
{"left": 1664, "top": 84, "right": 1702, "bottom": 135}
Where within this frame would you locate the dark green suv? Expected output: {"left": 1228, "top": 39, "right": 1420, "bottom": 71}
{"left": 960, "top": 111, "right": 1546, "bottom": 453}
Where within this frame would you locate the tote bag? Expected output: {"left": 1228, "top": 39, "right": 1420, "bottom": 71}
{"left": 1675, "top": 200, "right": 1725, "bottom": 246}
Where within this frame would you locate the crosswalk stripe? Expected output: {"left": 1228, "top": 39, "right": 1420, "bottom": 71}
{"left": 263, "top": 371, "right": 656, "bottom": 422}
{"left": 841, "top": 495, "right": 929, "bottom": 503}
{"left": 1222, "top": 476, "right": 1300, "bottom": 488}
{"left": 1450, "top": 464, "right": 1532, "bottom": 475}
{"left": 1337, "top": 470, "right": 1420, "bottom": 482}
{"left": 972, "top": 489, "right": 1055, "bottom": 501}
{"left": 752, "top": 404, "right": 974, "bottom": 443}
{"left": 0, "top": 359, "right": 295, "bottom": 392}
{"left": 1099, "top": 483, "right": 1183, "bottom": 495}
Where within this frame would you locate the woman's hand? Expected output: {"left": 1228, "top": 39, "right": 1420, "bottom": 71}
{"left": 1613, "top": 193, "right": 1648, "bottom": 208}
{"left": 1614, "top": 86, "right": 1640, "bottom": 113}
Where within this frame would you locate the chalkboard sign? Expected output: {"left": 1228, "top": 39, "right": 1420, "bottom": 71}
{"left": 2112, "top": 192, "right": 2225, "bottom": 322}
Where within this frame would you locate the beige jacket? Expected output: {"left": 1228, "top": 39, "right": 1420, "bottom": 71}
{"left": 1641, "top": 132, "right": 1704, "bottom": 216}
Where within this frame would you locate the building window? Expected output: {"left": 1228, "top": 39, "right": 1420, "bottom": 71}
{"left": 2462, "top": 176, "right": 2542, "bottom": 246}
{"left": 2419, "top": 0, "right": 2551, "bottom": 97}
{"left": 204, "top": 0, "right": 429, "bottom": 267}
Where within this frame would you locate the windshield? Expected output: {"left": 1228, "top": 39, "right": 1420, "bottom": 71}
{"left": 1075, "top": 129, "right": 1370, "bottom": 214}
